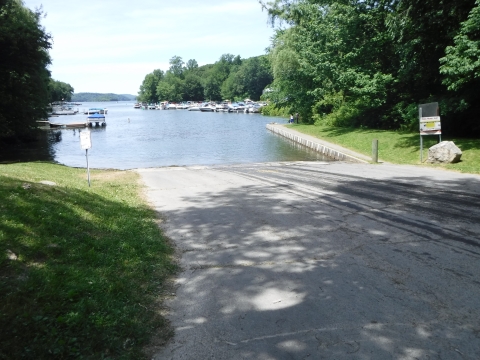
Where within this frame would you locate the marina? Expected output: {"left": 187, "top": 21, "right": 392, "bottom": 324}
{"left": 134, "top": 99, "right": 267, "bottom": 113}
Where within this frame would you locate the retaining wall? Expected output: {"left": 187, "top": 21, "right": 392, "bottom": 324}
{"left": 266, "top": 124, "right": 368, "bottom": 163}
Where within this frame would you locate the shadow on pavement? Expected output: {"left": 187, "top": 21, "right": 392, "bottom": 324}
{"left": 147, "top": 164, "right": 480, "bottom": 359}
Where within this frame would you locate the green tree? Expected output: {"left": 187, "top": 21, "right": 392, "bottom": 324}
{"left": 204, "top": 73, "right": 224, "bottom": 101}
{"left": 440, "top": 0, "right": 480, "bottom": 91}
{"left": 264, "top": 1, "right": 394, "bottom": 126}
{"left": 0, "top": 0, "right": 52, "bottom": 140}
{"left": 137, "top": 69, "right": 164, "bottom": 103}
{"left": 49, "top": 79, "right": 74, "bottom": 102}
{"left": 238, "top": 56, "right": 272, "bottom": 100}
{"left": 156, "top": 72, "right": 184, "bottom": 102}
{"left": 169, "top": 55, "right": 185, "bottom": 78}
{"left": 204, "top": 54, "right": 239, "bottom": 100}
{"left": 221, "top": 56, "right": 272, "bottom": 101}
{"left": 439, "top": 0, "right": 480, "bottom": 133}
{"left": 183, "top": 74, "right": 204, "bottom": 101}
{"left": 262, "top": 0, "right": 476, "bottom": 131}
{"left": 388, "top": 0, "right": 474, "bottom": 99}
{"left": 185, "top": 59, "right": 199, "bottom": 72}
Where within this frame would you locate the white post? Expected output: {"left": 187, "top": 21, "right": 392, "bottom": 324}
{"left": 86, "top": 149, "right": 91, "bottom": 187}
{"left": 80, "top": 130, "right": 92, "bottom": 187}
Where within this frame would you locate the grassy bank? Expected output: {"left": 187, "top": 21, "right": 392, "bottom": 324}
{"left": 288, "top": 124, "right": 480, "bottom": 174}
{"left": 0, "top": 162, "right": 176, "bottom": 359}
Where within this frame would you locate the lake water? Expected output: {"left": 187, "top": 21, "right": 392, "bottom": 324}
{"left": 1, "top": 102, "right": 332, "bottom": 169}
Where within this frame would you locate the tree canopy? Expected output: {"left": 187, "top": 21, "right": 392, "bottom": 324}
{"left": 49, "top": 79, "right": 74, "bottom": 103}
{"left": 0, "top": 0, "right": 52, "bottom": 139}
{"left": 137, "top": 54, "right": 272, "bottom": 103}
{"left": 261, "top": 0, "right": 480, "bottom": 135}
{"left": 0, "top": 0, "right": 74, "bottom": 141}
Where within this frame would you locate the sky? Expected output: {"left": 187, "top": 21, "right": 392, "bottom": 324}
{"left": 22, "top": 0, "right": 276, "bottom": 95}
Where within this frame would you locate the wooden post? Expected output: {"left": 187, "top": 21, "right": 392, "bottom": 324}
{"left": 372, "top": 139, "right": 378, "bottom": 163}
{"left": 420, "top": 135, "right": 423, "bottom": 163}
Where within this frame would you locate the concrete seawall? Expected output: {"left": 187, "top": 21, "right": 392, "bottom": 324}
{"left": 266, "top": 123, "right": 369, "bottom": 163}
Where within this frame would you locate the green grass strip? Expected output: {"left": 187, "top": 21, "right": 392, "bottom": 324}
{"left": 0, "top": 162, "right": 176, "bottom": 359}
{"left": 288, "top": 125, "right": 480, "bottom": 174}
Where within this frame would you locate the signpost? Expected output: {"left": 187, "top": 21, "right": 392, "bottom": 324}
{"left": 80, "top": 130, "right": 92, "bottom": 187}
{"left": 419, "top": 102, "right": 442, "bottom": 162}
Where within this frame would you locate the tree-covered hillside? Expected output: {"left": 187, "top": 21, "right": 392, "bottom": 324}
{"left": 71, "top": 93, "right": 136, "bottom": 102}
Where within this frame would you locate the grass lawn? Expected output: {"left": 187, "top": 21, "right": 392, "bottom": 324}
{"left": 0, "top": 162, "right": 176, "bottom": 359}
{"left": 288, "top": 124, "right": 480, "bottom": 174}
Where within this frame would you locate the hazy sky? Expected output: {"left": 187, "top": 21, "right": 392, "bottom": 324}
{"left": 23, "top": 0, "right": 275, "bottom": 95}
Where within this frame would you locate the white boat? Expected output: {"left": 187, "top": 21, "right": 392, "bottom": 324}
{"left": 148, "top": 104, "right": 156, "bottom": 109}
{"left": 248, "top": 104, "right": 262, "bottom": 113}
{"left": 134, "top": 103, "right": 141, "bottom": 109}
{"left": 166, "top": 104, "right": 177, "bottom": 110}
{"left": 52, "top": 106, "right": 77, "bottom": 115}
{"left": 215, "top": 104, "right": 228, "bottom": 112}
{"left": 228, "top": 103, "right": 245, "bottom": 112}
{"left": 199, "top": 103, "right": 215, "bottom": 112}
{"left": 188, "top": 106, "right": 200, "bottom": 111}
{"left": 84, "top": 108, "right": 108, "bottom": 115}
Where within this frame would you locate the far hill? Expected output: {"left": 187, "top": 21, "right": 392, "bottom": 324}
{"left": 71, "top": 93, "right": 136, "bottom": 102}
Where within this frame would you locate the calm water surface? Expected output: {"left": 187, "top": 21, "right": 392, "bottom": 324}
{"left": 3, "top": 102, "right": 332, "bottom": 169}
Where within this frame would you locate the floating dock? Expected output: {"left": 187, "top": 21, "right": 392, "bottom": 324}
{"left": 37, "top": 120, "right": 88, "bottom": 129}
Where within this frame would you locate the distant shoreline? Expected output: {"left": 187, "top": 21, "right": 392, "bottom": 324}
{"left": 71, "top": 92, "right": 136, "bottom": 102}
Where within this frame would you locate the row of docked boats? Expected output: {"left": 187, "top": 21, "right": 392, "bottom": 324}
{"left": 50, "top": 105, "right": 108, "bottom": 116}
{"left": 133, "top": 100, "right": 266, "bottom": 113}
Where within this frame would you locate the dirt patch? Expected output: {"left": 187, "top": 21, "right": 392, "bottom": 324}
{"left": 88, "top": 170, "right": 129, "bottom": 181}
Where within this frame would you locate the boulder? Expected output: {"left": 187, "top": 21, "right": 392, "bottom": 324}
{"left": 427, "top": 141, "right": 462, "bottom": 164}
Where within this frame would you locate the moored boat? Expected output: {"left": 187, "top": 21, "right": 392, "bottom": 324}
{"left": 51, "top": 104, "right": 78, "bottom": 115}
{"left": 87, "top": 113, "right": 106, "bottom": 127}
{"left": 84, "top": 108, "right": 108, "bottom": 115}
{"left": 199, "top": 103, "right": 215, "bottom": 112}
{"left": 247, "top": 104, "right": 262, "bottom": 113}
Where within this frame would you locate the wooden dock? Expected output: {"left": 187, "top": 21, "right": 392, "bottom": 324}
{"left": 46, "top": 121, "right": 87, "bottom": 129}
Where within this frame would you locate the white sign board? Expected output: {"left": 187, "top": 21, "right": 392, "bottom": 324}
{"left": 420, "top": 116, "right": 442, "bottom": 135}
{"left": 80, "top": 131, "right": 92, "bottom": 150}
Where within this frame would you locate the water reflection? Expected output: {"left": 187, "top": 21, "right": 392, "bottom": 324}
{"left": 0, "top": 129, "right": 58, "bottom": 164}
{"left": 1, "top": 102, "right": 334, "bottom": 169}
{"left": 266, "top": 131, "right": 332, "bottom": 162}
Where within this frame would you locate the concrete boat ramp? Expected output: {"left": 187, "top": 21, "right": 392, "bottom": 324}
{"left": 137, "top": 160, "right": 480, "bottom": 360}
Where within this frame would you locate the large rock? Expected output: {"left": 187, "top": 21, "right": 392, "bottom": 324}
{"left": 427, "top": 141, "right": 462, "bottom": 164}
